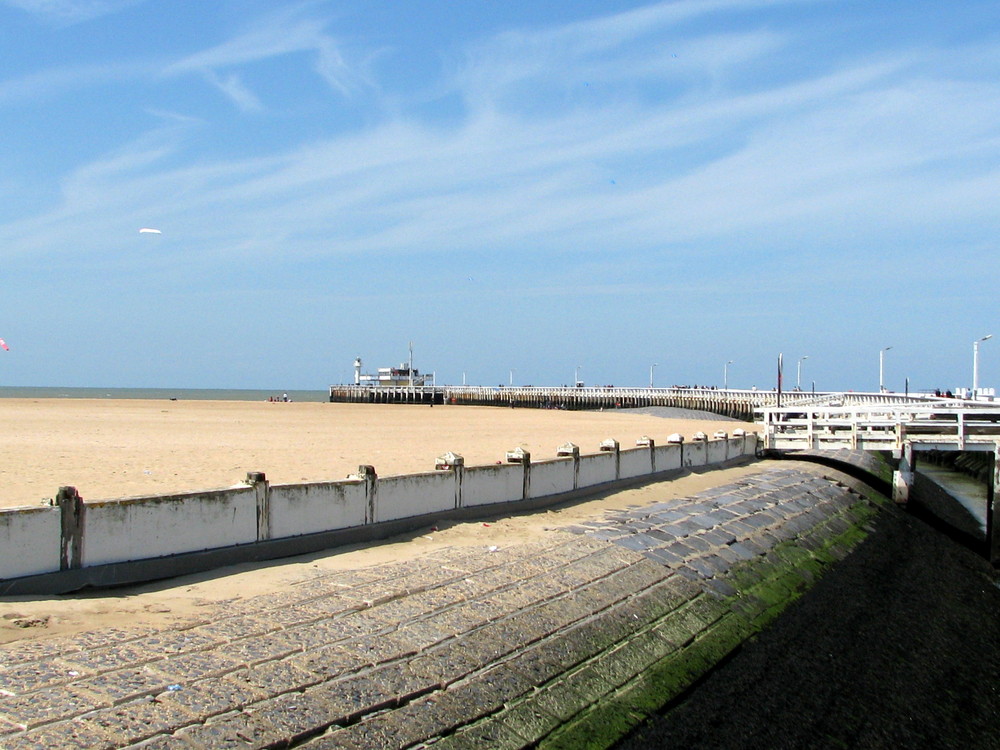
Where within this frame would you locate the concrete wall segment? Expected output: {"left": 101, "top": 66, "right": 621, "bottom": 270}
{"left": 619, "top": 447, "right": 654, "bottom": 479}
{"left": 684, "top": 440, "right": 708, "bottom": 467}
{"left": 268, "top": 480, "right": 368, "bottom": 538}
{"left": 0, "top": 505, "right": 61, "bottom": 579}
{"left": 652, "top": 444, "right": 683, "bottom": 472}
{"left": 707, "top": 439, "right": 728, "bottom": 464}
{"left": 577, "top": 452, "right": 617, "bottom": 487}
{"left": 81, "top": 487, "right": 258, "bottom": 567}
{"left": 528, "top": 458, "right": 576, "bottom": 498}
{"left": 462, "top": 463, "right": 526, "bottom": 507}
{"left": 375, "top": 471, "right": 457, "bottom": 522}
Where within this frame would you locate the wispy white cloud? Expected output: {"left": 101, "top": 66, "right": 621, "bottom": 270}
{"left": 1, "top": 0, "right": 142, "bottom": 24}
{"left": 0, "top": 61, "right": 141, "bottom": 106}
{"left": 162, "top": 5, "right": 365, "bottom": 106}
{"left": 203, "top": 70, "right": 263, "bottom": 113}
{"left": 5, "top": 0, "right": 1000, "bottom": 280}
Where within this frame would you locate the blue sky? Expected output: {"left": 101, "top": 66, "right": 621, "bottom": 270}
{"left": 1, "top": 0, "right": 997, "bottom": 392}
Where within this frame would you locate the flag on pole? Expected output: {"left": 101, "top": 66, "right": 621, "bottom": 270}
{"left": 0, "top": 338, "right": 8, "bottom": 351}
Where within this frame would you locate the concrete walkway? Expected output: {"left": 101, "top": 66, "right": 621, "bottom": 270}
{"left": 0, "top": 463, "right": 881, "bottom": 749}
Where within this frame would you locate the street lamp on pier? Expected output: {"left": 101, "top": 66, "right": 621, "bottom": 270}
{"left": 879, "top": 346, "right": 892, "bottom": 393}
{"left": 973, "top": 335, "right": 993, "bottom": 398}
{"left": 797, "top": 356, "right": 809, "bottom": 390}
{"left": 724, "top": 360, "right": 734, "bottom": 390}
{"left": 650, "top": 363, "right": 658, "bottom": 388}
{"left": 509, "top": 369, "right": 515, "bottom": 386}
{"left": 575, "top": 364, "right": 582, "bottom": 386}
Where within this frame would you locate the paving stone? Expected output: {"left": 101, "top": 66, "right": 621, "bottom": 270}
{"left": 60, "top": 642, "right": 167, "bottom": 675}
{"left": 0, "top": 638, "right": 83, "bottom": 666}
{"left": 422, "top": 715, "right": 528, "bottom": 750}
{"left": 80, "top": 695, "right": 196, "bottom": 746}
{"left": 287, "top": 644, "right": 370, "bottom": 681}
{"left": 228, "top": 659, "right": 321, "bottom": 698}
{"left": 407, "top": 639, "right": 490, "bottom": 684}
{"left": 153, "top": 675, "right": 262, "bottom": 719}
{"left": 644, "top": 547, "right": 685, "bottom": 567}
{"left": 76, "top": 665, "right": 174, "bottom": 706}
{"left": 188, "top": 617, "right": 275, "bottom": 643}
{"left": 496, "top": 698, "right": 563, "bottom": 744}
{"left": 0, "top": 682, "right": 110, "bottom": 729}
{"left": 281, "top": 616, "right": 373, "bottom": 651}
{"left": 72, "top": 628, "right": 161, "bottom": 651}
{"left": 559, "top": 663, "right": 615, "bottom": 705}
{"left": 121, "top": 732, "right": 193, "bottom": 748}
{"left": 211, "top": 631, "right": 303, "bottom": 668}
{"left": 135, "top": 629, "right": 223, "bottom": 656}
{"left": 681, "top": 534, "right": 715, "bottom": 554}
{"left": 153, "top": 650, "right": 242, "bottom": 684}
{"left": 527, "top": 679, "right": 592, "bottom": 723}
{"left": 705, "top": 577, "right": 739, "bottom": 598}
{"left": 454, "top": 663, "right": 536, "bottom": 708}
{"left": 243, "top": 690, "right": 341, "bottom": 745}
{"left": 1, "top": 717, "right": 118, "bottom": 750}
{"left": 312, "top": 671, "right": 398, "bottom": 723}
{"left": 174, "top": 708, "right": 280, "bottom": 749}
{"left": 0, "top": 659, "right": 91, "bottom": 694}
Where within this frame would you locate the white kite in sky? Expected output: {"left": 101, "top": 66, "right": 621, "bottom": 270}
{"left": 0, "top": 338, "right": 9, "bottom": 351}
{"left": 139, "top": 228, "right": 162, "bottom": 234}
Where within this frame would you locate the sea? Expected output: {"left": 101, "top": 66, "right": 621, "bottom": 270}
{"left": 0, "top": 386, "right": 331, "bottom": 402}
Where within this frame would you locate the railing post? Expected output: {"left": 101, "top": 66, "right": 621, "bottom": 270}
{"left": 246, "top": 472, "right": 270, "bottom": 541}
{"left": 56, "top": 486, "right": 84, "bottom": 571}
{"left": 435, "top": 453, "right": 465, "bottom": 508}
{"left": 356, "top": 465, "right": 378, "bottom": 524}
{"left": 556, "top": 443, "right": 580, "bottom": 489}
{"left": 599, "top": 439, "right": 620, "bottom": 480}
{"left": 636, "top": 436, "right": 655, "bottom": 472}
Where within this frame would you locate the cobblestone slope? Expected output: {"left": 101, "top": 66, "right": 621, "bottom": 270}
{"left": 0, "top": 463, "right": 886, "bottom": 749}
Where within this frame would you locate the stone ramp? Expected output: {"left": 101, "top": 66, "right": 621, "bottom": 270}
{"left": 0, "top": 464, "right": 885, "bottom": 749}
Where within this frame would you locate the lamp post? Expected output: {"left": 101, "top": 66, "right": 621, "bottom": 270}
{"left": 879, "top": 346, "right": 892, "bottom": 393}
{"left": 509, "top": 369, "right": 515, "bottom": 386}
{"left": 575, "top": 364, "right": 581, "bottom": 386}
{"left": 650, "top": 363, "right": 658, "bottom": 388}
{"left": 724, "top": 360, "right": 734, "bottom": 390}
{"left": 797, "top": 356, "right": 808, "bottom": 390}
{"left": 973, "top": 334, "right": 993, "bottom": 398}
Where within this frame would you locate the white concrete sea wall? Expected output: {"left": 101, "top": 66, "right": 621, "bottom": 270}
{"left": 653, "top": 444, "right": 683, "bottom": 473}
{"left": 82, "top": 488, "right": 258, "bottom": 567}
{"left": 684, "top": 440, "right": 708, "bottom": 467}
{"left": 619, "top": 446, "right": 654, "bottom": 479}
{"left": 577, "top": 452, "right": 617, "bottom": 487}
{"left": 0, "top": 505, "right": 60, "bottom": 579}
{"left": 0, "top": 433, "right": 759, "bottom": 592}
{"left": 376, "top": 471, "right": 458, "bottom": 522}
{"left": 269, "top": 480, "right": 368, "bottom": 538}
{"left": 463, "top": 464, "right": 526, "bottom": 508}
{"left": 528, "top": 458, "right": 576, "bottom": 498}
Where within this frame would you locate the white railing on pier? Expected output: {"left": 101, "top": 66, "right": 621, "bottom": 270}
{"left": 329, "top": 384, "right": 948, "bottom": 416}
{"left": 758, "top": 403, "right": 1000, "bottom": 452}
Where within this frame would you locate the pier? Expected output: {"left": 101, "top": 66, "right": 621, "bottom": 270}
{"left": 328, "top": 384, "right": 936, "bottom": 422}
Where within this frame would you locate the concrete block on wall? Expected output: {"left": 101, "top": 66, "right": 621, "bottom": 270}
{"left": 82, "top": 487, "right": 258, "bottom": 567}
{"left": 268, "top": 480, "right": 369, "bottom": 538}
{"left": 0, "top": 505, "right": 61, "bottom": 580}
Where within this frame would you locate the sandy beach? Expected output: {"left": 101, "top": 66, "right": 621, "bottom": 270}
{"left": 0, "top": 399, "right": 751, "bottom": 509}
{"left": 0, "top": 398, "right": 758, "bottom": 644}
